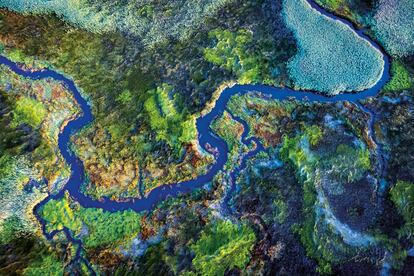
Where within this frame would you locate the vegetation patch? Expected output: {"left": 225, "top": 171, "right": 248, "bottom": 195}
{"left": 315, "top": 0, "right": 344, "bottom": 10}
{"left": 13, "top": 96, "right": 46, "bottom": 128}
{"left": 23, "top": 253, "right": 64, "bottom": 276}
{"left": 204, "top": 29, "right": 261, "bottom": 84}
{"left": 383, "top": 61, "right": 412, "bottom": 92}
{"left": 40, "top": 193, "right": 143, "bottom": 249}
{"left": 390, "top": 180, "right": 414, "bottom": 242}
{"left": 144, "top": 84, "right": 196, "bottom": 154}
{"left": 190, "top": 220, "right": 255, "bottom": 276}
{"left": 321, "top": 144, "right": 370, "bottom": 183}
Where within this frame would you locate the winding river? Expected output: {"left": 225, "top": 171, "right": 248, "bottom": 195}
{"left": 0, "top": 0, "right": 390, "bottom": 270}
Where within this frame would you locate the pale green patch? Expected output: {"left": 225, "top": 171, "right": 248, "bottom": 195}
{"left": 13, "top": 96, "right": 47, "bottom": 128}
{"left": 191, "top": 220, "right": 255, "bottom": 276}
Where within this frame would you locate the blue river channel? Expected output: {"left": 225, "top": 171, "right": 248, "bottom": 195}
{"left": 0, "top": 0, "right": 390, "bottom": 269}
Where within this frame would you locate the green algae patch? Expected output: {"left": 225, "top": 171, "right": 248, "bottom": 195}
{"left": 383, "top": 61, "right": 412, "bottom": 92}
{"left": 315, "top": 0, "right": 344, "bottom": 10}
{"left": 203, "top": 28, "right": 280, "bottom": 85}
{"left": 40, "top": 193, "right": 143, "bottom": 249}
{"left": 144, "top": 84, "right": 196, "bottom": 154}
{"left": 282, "top": 0, "right": 384, "bottom": 94}
{"left": 204, "top": 29, "right": 261, "bottom": 84}
{"left": 190, "top": 220, "right": 255, "bottom": 276}
{"left": 23, "top": 253, "right": 64, "bottom": 276}
{"left": 13, "top": 96, "right": 47, "bottom": 128}
{"left": 390, "top": 180, "right": 414, "bottom": 242}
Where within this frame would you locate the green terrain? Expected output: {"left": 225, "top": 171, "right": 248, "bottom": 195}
{"left": 0, "top": 0, "right": 413, "bottom": 275}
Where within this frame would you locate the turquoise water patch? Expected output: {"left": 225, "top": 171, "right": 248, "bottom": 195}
{"left": 283, "top": 0, "right": 384, "bottom": 95}
{"left": 372, "top": 0, "right": 414, "bottom": 58}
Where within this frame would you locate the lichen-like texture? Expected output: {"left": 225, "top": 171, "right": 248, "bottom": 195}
{"left": 0, "top": 0, "right": 234, "bottom": 46}
{"left": 190, "top": 220, "right": 255, "bottom": 276}
{"left": 283, "top": 0, "right": 384, "bottom": 94}
{"left": 372, "top": 0, "right": 414, "bottom": 57}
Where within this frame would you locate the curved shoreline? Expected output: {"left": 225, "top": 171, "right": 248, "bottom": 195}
{"left": 0, "top": 0, "right": 390, "bottom": 270}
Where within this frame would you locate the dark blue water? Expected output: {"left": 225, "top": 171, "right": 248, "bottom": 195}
{"left": 0, "top": 0, "right": 390, "bottom": 269}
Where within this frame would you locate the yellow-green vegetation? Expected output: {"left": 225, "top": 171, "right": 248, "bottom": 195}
{"left": 315, "top": 0, "right": 344, "bottom": 10}
{"left": 116, "top": 89, "right": 133, "bottom": 105}
{"left": 384, "top": 61, "right": 412, "bottom": 92}
{"left": 322, "top": 144, "right": 370, "bottom": 183}
{"left": 0, "top": 154, "right": 15, "bottom": 181}
{"left": 23, "top": 253, "right": 64, "bottom": 276}
{"left": 390, "top": 180, "right": 414, "bottom": 241}
{"left": 40, "top": 193, "right": 143, "bottom": 249}
{"left": 190, "top": 220, "right": 255, "bottom": 276}
{"left": 204, "top": 29, "right": 268, "bottom": 84}
{"left": 13, "top": 96, "right": 47, "bottom": 128}
{"left": 0, "top": 215, "right": 25, "bottom": 244}
{"left": 280, "top": 125, "right": 323, "bottom": 172}
{"left": 304, "top": 125, "right": 323, "bottom": 146}
{"left": 41, "top": 195, "right": 82, "bottom": 231}
{"left": 144, "top": 84, "right": 196, "bottom": 153}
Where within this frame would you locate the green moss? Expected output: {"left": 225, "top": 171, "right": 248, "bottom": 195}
{"left": 323, "top": 144, "right": 370, "bottom": 183}
{"left": 116, "top": 89, "right": 133, "bottom": 105}
{"left": 315, "top": 0, "right": 344, "bottom": 10}
{"left": 273, "top": 198, "right": 288, "bottom": 224}
{"left": 13, "top": 96, "right": 47, "bottom": 128}
{"left": 204, "top": 29, "right": 263, "bottom": 84}
{"left": 77, "top": 207, "right": 142, "bottom": 248}
{"left": 144, "top": 84, "right": 196, "bottom": 153}
{"left": 40, "top": 195, "right": 82, "bottom": 232}
{"left": 304, "top": 125, "right": 323, "bottom": 146}
{"left": 0, "top": 215, "right": 25, "bottom": 244}
{"left": 190, "top": 220, "right": 256, "bottom": 276}
{"left": 391, "top": 180, "right": 414, "bottom": 222}
{"left": 280, "top": 125, "right": 322, "bottom": 173}
{"left": 23, "top": 253, "right": 64, "bottom": 276}
{"left": 384, "top": 61, "right": 412, "bottom": 92}
{"left": 0, "top": 153, "right": 15, "bottom": 180}
{"left": 6, "top": 48, "right": 36, "bottom": 65}
{"left": 390, "top": 180, "right": 414, "bottom": 242}
{"left": 40, "top": 193, "right": 143, "bottom": 249}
